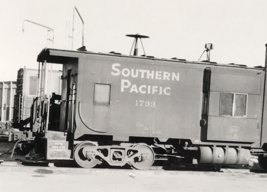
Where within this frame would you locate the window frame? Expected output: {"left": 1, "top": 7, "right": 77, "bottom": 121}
{"left": 29, "top": 75, "right": 38, "bottom": 95}
{"left": 93, "top": 83, "right": 111, "bottom": 106}
{"left": 219, "top": 92, "right": 248, "bottom": 118}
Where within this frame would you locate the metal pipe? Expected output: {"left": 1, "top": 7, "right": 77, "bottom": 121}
{"left": 1, "top": 82, "right": 4, "bottom": 122}
{"left": 37, "top": 62, "right": 40, "bottom": 98}
{"left": 22, "top": 96, "right": 24, "bottom": 121}
{"left": 39, "top": 63, "right": 44, "bottom": 98}
{"left": 140, "top": 38, "right": 146, "bottom": 56}
{"left": 48, "top": 63, "right": 53, "bottom": 97}
{"left": 134, "top": 38, "right": 138, "bottom": 56}
{"left": 18, "top": 94, "right": 21, "bottom": 123}
{"left": 22, "top": 19, "right": 54, "bottom": 48}
{"left": 10, "top": 139, "right": 22, "bottom": 159}
{"left": 71, "top": 84, "right": 76, "bottom": 133}
{"left": 72, "top": 6, "right": 84, "bottom": 49}
{"left": 9, "top": 81, "right": 12, "bottom": 121}
{"left": 44, "top": 60, "right": 48, "bottom": 95}
{"left": 45, "top": 97, "right": 51, "bottom": 133}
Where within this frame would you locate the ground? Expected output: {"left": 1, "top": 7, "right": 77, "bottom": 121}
{"left": 1, "top": 140, "right": 267, "bottom": 192}
{"left": 0, "top": 163, "right": 267, "bottom": 192}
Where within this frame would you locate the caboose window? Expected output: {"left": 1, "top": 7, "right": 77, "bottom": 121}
{"left": 94, "top": 84, "right": 111, "bottom": 105}
{"left": 29, "top": 76, "right": 38, "bottom": 95}
{"left": 220, "top": 93, "right": 233, "bottom": 116}
{"left": 234, "top": 94, "right": 247, "bottom": 117}
{"left": 220, "top": 93, "right": 247, "bottom": 117}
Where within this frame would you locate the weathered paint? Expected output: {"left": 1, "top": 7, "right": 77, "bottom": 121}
{"left": 74, "top": 55, "right": 204, "bottom": 142}
{"left": 37, "top": 48, "right": 265, "bottom": 148}
{"left": 205, "top": 67, "right": 262, "bottom": 145}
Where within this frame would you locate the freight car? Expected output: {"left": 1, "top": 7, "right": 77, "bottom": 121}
{"left": 0, "top": 81, "right": 16, "bottom": 123}
{"left": 12, "top": 67, "right": 62, "bottom": 129}
{"left": 12, "top": 44, "right": 267, "bottom": 170}
{"left": 0, "top": 81, "right": 16, "bottom": 138}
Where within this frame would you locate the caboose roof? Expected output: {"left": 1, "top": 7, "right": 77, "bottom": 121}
{"left": 37, "top": 48, "right": 264, "bottom": 71}
{"left": 37, "top": 48, "right": 80, "bottom": 64}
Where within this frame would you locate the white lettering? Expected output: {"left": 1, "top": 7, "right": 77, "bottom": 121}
{"left": 131, "top": 69, "right": 138, "bottom": 78}
{"left": 172, "top": 73, "right": 179, "bottom": 81}
{"left": 130, "top": 84, "right": 138, "bottom": 93}
{"left": 139, "top": 85, "right": 146, "bottom": 94}
{"left": 121, "top": 79, "right": 131, "bottom": 92}
{"left": 111, "top": 63, "right": 180, "bottom": 82}
{"left": 122, "top": 68, "right": 130, "bottom": 77}
{"left": 155, "top": 71, "right": 162, "bottom": 80}
{"left": 147, "top": 85, "right": 151, "bottom": 94}
{"left": 111, "top": 63, "right": 180, "bottom": 96}
{"left": 163, "top": 87, "right": 171, "bottom": 95}
{"left": 159, "top": 87, "right": 163, "bottom": 95}
{"left": 163, "top": 72, "right": 170, "bottom": 80}
{"left": 139, "top": 69, "right": 146, "bottom": 78}
{"left": 111, "top": 63, "right": 121, "bottom": 76}
{"left": 152, "top": 86, "right": 158, "bottom": 94}
{"left": 147, "top": 70, "right": 154, "bottom": 79}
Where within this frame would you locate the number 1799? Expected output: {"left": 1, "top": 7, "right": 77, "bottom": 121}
{"left": 135, "top": 100, "right": 156, "bottom": 107}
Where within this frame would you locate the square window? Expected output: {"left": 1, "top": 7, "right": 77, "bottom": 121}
{"left": 234, "top": 94, "right": 247, "bottom": 117}
{"left": 94, "top": 84, "right": 111, "bottom": 105}
{"left": 220, "top": 92, "right": 247, "bottom": 117}
{"left": 30, "top": 76, "right": 38, "bottom": 95}
{"left": 220, "top": 92, "right": 233, "bottom": 116}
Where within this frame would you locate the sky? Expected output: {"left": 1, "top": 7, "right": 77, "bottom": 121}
{"left": 1, "top": 0, "right": 267, "bottom": 81}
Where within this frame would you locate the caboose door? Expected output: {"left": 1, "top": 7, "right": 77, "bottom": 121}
{"left": 201, "top": 67, "right": 262, "bottom": 143}
{"left": 60, "top": 65, "right": 78, "bottom": 133}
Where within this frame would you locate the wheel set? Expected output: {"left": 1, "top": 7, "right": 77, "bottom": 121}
{"left": 74, "top": 142, "right": 155, "bottom": 169}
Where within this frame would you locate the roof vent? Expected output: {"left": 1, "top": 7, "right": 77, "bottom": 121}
{"left": 228, "top": 63, "right": 247, "bottom": 67}
{"left": 77, "top": 46, "right": 87, "bottom": 51}
{"left": 254, "top": 66, "right": 264, "bottom": 69}
{"left": 141, "top": 54, "right": 154, "bottom": 59}
{"left": 171, "top": 57, "right": 186, "bottom": 62}
{"left": 109, "top": 51, "right": 121, "bottom": 55}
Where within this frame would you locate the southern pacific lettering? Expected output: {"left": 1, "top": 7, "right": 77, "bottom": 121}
{"left": 111, "top": 63, "right": 179, "bottom": 95}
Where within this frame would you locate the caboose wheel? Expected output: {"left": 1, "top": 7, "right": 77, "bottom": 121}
{"left": 130, "top": 144, "right": 155, "bottom": 170}
{"left": 74, "top": 142, "right": 99, "bottom": 168}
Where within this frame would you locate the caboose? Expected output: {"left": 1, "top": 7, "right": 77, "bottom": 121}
{"left": 15, "top": 44, "right": 267, "bottom": 170}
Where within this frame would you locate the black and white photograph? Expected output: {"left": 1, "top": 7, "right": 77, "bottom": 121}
{"left": 1, "top": 1, "right": 267, "bottom": 191}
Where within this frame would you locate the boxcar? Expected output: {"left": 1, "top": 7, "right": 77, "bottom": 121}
{"left": 13, "top": 67, "right": 62, "bottom": 127}
{"left": 0, "top": 81, "right": 16, "bottom": 123}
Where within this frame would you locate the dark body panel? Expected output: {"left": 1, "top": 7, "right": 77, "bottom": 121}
{"left": 75, "top": 55, "right": 204, "bottom": 142}
{"left": 37, "top": 48, "right": 264, "bottom": 148}
{"left": 205, "top": 67, "right": 263, "bottom": 146}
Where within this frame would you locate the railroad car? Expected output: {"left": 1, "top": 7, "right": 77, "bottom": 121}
{"left": 0, "top": 81, "right": 16, "bottom": 138}
{"left": 14, "top": 44, "right": 267, "bottom": 170}
{"left": 12, "top": 67, "right": 62, "bottom": 129}
{"left": 0, "top": 81, "right": 16, "bottom": 123}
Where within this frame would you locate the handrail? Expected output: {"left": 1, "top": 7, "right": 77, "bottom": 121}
{"left": 22, "top": 19, "right": 54, "bottom": 47}
{"left": 72, "top": 6, "right": 84, "bottom": 49}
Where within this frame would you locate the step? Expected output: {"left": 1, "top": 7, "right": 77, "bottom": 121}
{"left": 46, "top": 140, "right": 71, "bottom": 160}
{"left": 46, "top": 149, "right": 71, "bottom": 160}
{"left": 45, "top": 131, "right": 67, "bottom": 141}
